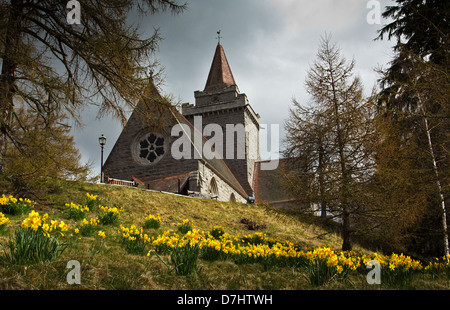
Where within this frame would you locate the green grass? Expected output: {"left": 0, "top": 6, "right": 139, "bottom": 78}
{"left": 0, "top": 179, "right": 448, "bottom": 290}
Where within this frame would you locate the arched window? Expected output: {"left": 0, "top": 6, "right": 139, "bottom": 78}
{"left": 229, "top": 193, "right": 236, "bottom": 203}
{"left": 210, "top": 177, "right": 218, "bottom": 199}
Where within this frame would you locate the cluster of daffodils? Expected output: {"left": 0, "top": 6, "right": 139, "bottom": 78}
{"left": 65, "top": 202, "right": 90, "bottom": 220}
{"left": 144, "top": 214, "right": 162, "bottom": 229}
{"left": 86, "top": 193, "right": 98, "bottom": 201}
{"left": 119, "top": 224, "right": 152, "bottom": 254}
{"left": 0, "top": 194, "right": 35, "bottom": 207}
{"left": 424, "top": 255, "right": 450, "bottom": 275}
{"left": 74, "top": 217, "right": 100, "bottom": 237}
{"left": 119, "top": 224, "right": 151, "bottom": 243}
{"left": 21, "top": 210, "right": 69, "bottom": 237}
{"left": 98, "top": 231, "right": 106, "bottom": 239}
{"left": 145, "top": 214, "right": 162, "bottom": 222}
{"left": 80, "top": 217, "right": 100, "bottom": 227}
{"left": 0, "top": 212, "right": 11, "bottom": 229}
{"left": 0, "top": 194, "right": 35, "bottom": 215}
{"left": 66, "top": 202, "right": 89, "bottom": 213}
{"left": 147, "top": 222, "right": 434, "bottom": 279}
{"left": 99, "top": 205, "right": 122, "bottom": 214}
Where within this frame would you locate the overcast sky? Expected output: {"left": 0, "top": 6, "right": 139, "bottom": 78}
{"left": 73, "top": 0, "right": 396, "bottom": 178}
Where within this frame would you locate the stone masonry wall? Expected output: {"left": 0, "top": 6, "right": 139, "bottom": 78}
{"left": 197, "top": 161, "right": 246, "bottom": 203}
{"left": 103, "top": 109, "right": 199, "bottom": 182}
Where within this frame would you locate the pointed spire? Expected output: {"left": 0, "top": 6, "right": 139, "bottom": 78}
{"left": 204, "top": 44, "right": 236, "bottom": 93}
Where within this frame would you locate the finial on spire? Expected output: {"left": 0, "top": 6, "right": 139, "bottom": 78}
{"left": 216, "top": 30, "right": 222, "bottom": 45}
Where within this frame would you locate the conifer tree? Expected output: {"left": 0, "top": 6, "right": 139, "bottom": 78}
{"left": 375, "top": 0, "right": 449, "bottom": 256}
{"left": 0, "top": 0, "right": 186, "bottom": 174}
{"left": 283, "top": 35, "right": 376, "bottom": 251}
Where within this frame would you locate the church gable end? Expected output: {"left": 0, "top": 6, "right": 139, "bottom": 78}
{"left": 103, "top": 41, "right": 259, "bottom": 204}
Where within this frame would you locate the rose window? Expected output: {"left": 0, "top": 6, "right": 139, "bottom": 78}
{"left": 138, "top": 133, "right": 165, "bottom": 164}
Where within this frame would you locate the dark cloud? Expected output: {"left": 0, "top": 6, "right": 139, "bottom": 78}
{"left": 72, "top": 0, "right": 396, "bottom": 178}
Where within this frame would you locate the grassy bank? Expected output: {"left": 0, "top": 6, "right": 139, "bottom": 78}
{"left": 0, "top": 180, "right": 448, "bottom": 290}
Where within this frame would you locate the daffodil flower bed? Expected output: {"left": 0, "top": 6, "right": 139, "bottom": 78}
{"left": 177, "top": 219, "right": 194, "bottom": 234}
{"left": 85, "top": 192, "right": 100, "bottom": 209}
{"left": 146, "top": 225, "right": 447, "bottom": 285}
{"left": 151, "top": 229, "right": 204, "bottom": 275}
{"left": 1, "top": 210, "right": 69, "bottom": 265}
{"left": 0, "top": 192, "right": 449, "bottom": 288}
{"left": 0, "top": 194, "right": 35, "bottom": 215}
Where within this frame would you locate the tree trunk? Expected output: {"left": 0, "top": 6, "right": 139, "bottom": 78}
{"left": 318, "top": 140, "right": 327, "bottom": 218}
{"left": 420, "top": 101, "right": 449, "bottom": 256}
{"left": 330, "top": 75, "right": 352, "bottom": 251}
{"left": 342, "top": 210, "right": 352, "bottom": 251}
{"left": 0, "top": 0, "right": 22, "bottom": 173}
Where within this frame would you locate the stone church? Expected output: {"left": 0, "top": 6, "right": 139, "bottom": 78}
{"left": 103, "top": 42, "right": 293, "bottom": 206}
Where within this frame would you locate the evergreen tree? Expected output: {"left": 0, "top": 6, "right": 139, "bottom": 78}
{"left": 376, "top": 0, "right": 449, "bottom": 256}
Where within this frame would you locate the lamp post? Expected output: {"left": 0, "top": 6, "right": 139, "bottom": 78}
{"left": 99, "top": 134, "right": 106, "bottom": 183}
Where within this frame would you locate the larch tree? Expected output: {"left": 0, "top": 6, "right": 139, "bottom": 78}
{"left": 0, "top": 0, "right": 186, "bottom": 179}
{"left": 283, "top": 35, "right": 376, "bottom": 251}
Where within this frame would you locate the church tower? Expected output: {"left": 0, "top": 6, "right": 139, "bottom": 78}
{"left": 182, "top": 43, "right": 260, "bottom": 197}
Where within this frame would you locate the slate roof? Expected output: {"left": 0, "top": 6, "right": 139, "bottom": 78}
{"left": 204, "top": 44, "right": 237, "bottom": 93}
{"left": 252, "top": 158, "right": 296, "bottom": 205}
{"left": 133, "top": 173, "right": 190, "bottom": 193}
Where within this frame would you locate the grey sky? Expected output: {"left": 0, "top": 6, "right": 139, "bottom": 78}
{"left": 72, "top": 0, "right": 396, "bottom": 178}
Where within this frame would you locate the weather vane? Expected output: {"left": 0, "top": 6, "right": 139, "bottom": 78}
{"left": 216, "top": 30, "right": 222, "bottom": 45}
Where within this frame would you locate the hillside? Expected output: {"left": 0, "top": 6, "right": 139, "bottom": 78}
{"left": 0, "top": 179, "right": 448, "bottom": 290}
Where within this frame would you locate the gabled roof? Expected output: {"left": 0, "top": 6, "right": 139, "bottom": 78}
{"left": 204, "top": 44, "right": 236, "bottom": 93}
{"left": 252, "top": 159, "right": 295, "bottom": 205}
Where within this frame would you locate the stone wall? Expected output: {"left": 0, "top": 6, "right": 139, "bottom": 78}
{"left": 103, "top": 108, "right": 199, "bottom": 182}
{"left": 196, "top": 161, "right": 247, "bottom": 203}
